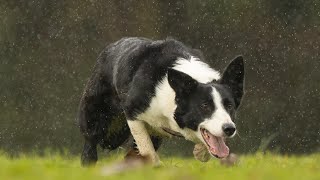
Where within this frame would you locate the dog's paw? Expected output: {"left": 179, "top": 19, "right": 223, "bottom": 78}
{"left": 153, "top": 160, "right": 164, "bottom": 168}
{"left": 220, "top": 153, "right": 239, "bottom": 167}
{"left": 193, "top": 143, "right": 211, "bottom": 162}
{"left": 149, "top": 153, "right": 162, "bottom": 167}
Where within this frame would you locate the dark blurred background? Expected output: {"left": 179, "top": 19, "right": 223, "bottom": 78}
{"left": 0, "top": 0, "right": 319, "bottom": 156}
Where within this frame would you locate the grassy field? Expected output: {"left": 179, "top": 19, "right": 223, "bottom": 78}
{"left": 1, "top": 152, "right": 319, "bottom": 180}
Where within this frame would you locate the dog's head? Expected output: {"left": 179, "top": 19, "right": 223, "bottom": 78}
{"left": 168, "top": 56, "right": 244, "bottom": 158}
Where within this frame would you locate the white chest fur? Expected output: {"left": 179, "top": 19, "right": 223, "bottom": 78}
{"left": 135, "top": 77, "right": 178, "bottom": 136}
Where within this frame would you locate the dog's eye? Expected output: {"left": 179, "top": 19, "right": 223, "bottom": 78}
{"left": 226, "top": 103, "right": 233, "bottom": 110}
{"left": 223, "top": 99, "right": 233, "bottom": 110}
{"left": 200, "top": 102, "right": 211, "bottom": 112}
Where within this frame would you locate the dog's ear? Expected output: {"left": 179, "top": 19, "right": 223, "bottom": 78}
{"left": 220, "top": 56, "right": 245, "bottom": 108}
{"left": 168, "top": 68, "right": 198, "bottom": 95}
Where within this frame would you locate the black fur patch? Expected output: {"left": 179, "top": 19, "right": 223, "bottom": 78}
{"left": 219, "top": 56, "right": 244, "bottom": 108}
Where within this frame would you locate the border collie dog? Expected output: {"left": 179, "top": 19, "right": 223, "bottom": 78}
{"left": 78, "top": 37, "right": 244, "bottom": 166}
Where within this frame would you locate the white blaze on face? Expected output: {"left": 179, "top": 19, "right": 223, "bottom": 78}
{"left": 173, "top": 56, "right": 220, "bottom": 83}
{"left": 199, "top": 87, "right": 235, "bottom": 137}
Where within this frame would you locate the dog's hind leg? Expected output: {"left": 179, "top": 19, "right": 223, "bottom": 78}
{"left": 99, "top": 114, "right": 131, "bottom": 151}
{"left": 78, "top": 92, "right": 106, "bottom": 166}
{"left": 81, "top": 140, "right": 98, "bottom": 166}
{"left": 78, "top": 62, "right": 120, "bottom": 166}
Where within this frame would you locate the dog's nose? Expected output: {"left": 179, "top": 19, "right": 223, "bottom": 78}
{"left": 222, "top": 123, "right": 236, "bottom": 137}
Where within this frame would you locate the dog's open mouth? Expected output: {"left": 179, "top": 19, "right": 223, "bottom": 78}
{"left": 200, "top": 128, "right": 229, "bottom": 158}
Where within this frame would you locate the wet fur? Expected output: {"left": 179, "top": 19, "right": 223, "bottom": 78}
{"left": 78, "top": 37, "right": 244, "bottom": 166}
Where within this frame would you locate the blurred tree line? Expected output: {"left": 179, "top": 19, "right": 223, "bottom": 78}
{"left": 0, "top": 0, "right": 319, "bottom": 155}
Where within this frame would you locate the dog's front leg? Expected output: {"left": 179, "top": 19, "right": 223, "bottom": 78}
{"left": 127, "top": 120, "right": 160, "bottom": 165}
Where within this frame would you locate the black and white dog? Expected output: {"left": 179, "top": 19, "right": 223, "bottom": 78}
{"left": 78, "top": 37, "right": 244, "bottom": 166}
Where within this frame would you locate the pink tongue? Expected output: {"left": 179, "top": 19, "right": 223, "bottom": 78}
{"left": 207, "top": 134, "right": 229, "bottom": 158}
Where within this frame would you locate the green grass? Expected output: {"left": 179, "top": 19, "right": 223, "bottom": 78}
{"left": 1, "top": 153, "right": 319, "bottom": 180}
